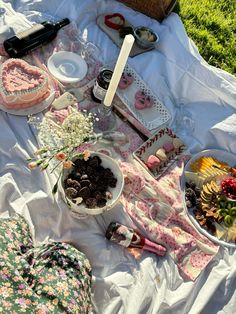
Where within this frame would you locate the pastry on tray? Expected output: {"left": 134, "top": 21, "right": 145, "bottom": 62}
{"left": 134, "top": 90, "right": 154, "bottom": 110}
{"left": 0, "top": 58, "right": 50, "bottom": 109}
{"left": 134, "top": 128, "right": 185, "bottom": 178}
{"left": 118, "top": 73, "right": 134, "bottom": 89}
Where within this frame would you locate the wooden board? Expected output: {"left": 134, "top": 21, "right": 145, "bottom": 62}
{"left": 97, "top": 14, "right": 154, "bottom": 57}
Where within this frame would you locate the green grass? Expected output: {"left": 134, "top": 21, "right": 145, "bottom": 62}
{"left": 174, "top": 0, "right": 236, "bottom": 75}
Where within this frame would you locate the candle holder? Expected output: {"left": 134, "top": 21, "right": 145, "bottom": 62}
{"left": 91, "top": 102, "right": 117, "bottom": 132}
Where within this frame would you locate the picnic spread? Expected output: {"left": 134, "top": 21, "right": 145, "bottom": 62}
{"left": 0, "top": 0, "right": 235, "bottom": 313}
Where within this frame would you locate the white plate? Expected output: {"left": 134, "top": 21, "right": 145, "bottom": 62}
{"left": 47, "top": 51, "right": 88, "bottom": 84}
{"left": 59, "top": 152, "right": 124, "bottom": 219}
{"left": 116, "top": 63, "right": 171, "bottom": 131}
{"left": 182, "top": 149, "right": 236, "bottom": 249}
{"left": 0, "top": 84, "right": 55, "bottom": 116}
{"left": 133, "top": 127, "right": 186, "bottom": 179}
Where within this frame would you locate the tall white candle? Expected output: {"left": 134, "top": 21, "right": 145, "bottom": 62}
{"left": 103, "top": 34, "right": 135, "bottom": 107}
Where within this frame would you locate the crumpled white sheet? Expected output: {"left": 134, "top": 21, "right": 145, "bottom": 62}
{"left": 0, "top": 0, "right": 235, "bottom": 313}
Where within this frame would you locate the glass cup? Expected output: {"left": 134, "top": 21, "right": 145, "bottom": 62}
{"left": 91, "top": 102, "right": 117, "bottom": 132}
{"left": 171, "top": 100, "right": 195, "bottom": 147}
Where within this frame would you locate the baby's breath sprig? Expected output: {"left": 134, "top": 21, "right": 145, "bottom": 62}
{"left": 27, "top": 107, "right": 94, "bottom": 194}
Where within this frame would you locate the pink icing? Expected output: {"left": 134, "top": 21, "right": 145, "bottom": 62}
{"left": 163, "top": 141, "right": 174, "bottom": 153}
{"left": 134, "top": 91, "right": 154, "bottom": 109}
{"left": 0, "top": 59, "right": 50, "bottom": 109}
{"left": 146, "top": 155, "right": 161, "bottom": 169}
{"left": 144, "top": 96, "right": 154, "bottom": 108}
{"left": 118, "top": 73, "right": 133, "bottom": 89}
{"left": 135, "top": 90, "right": 145, "bottom": 100}
{"left": 134, "top": 97, "right": 146, "bottom": 110}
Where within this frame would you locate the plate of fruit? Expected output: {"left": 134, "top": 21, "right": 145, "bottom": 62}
{"left": 182, "top": 149, "right": 236, "bottom": 248}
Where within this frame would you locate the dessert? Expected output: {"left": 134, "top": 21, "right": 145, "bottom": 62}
{"left": 134, "top": 26, "right": 158, "bottom": 49}
{"left": 173, "top": 138, "right": 184, "bottom": 150}
{"left": 135, "top": 128, "right": 186, "bottom": 180}
{"left": 135, "top": 27, "right": 157, "bottom": 43}
{"left": 146, "top": 155, "right": 161, "bottom": 170}
{"left": 118, "top": 73, "right": 133, "bottom": 89}
{"left": 155, "top": 148, "right": 167, "bottom": 161}
{"left": 135, "top": 90, "right": 145, "bottom": 100}
{"left": 163, "top": 141, "right": 174, "bottom": 153}
{"left": 0, "top": 58, "right": 50, "bottom": 109}
{"left": 134, "top": 90, "right": 154, "bottom": 110}
{"left": 134, "top": 97, "right": 146, "bottom": 110}
{"left": 64, "top": 155, "right": 117, "bottom": 209}
{"left": 144, "top": 96, "right": 154, "bottom": 108}
{"left": 104, "top": 13, "right": 125, "bottom": 30}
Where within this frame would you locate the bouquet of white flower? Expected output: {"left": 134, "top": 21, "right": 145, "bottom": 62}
{"left": 27, "top": 106, "right": 95, "bottom": 193}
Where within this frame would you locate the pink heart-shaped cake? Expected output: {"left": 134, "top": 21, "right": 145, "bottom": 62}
{"left": 0, "top": 58, "right": 50, "bottom": 109}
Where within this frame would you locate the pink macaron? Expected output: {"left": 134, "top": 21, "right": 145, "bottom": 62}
{"left": 163, "top": 141, "right": 174, "bottom": 153}
{"left": 146, "top": 155, "right": 161, "bottom": 170}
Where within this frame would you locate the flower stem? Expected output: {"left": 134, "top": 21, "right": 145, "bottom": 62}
{"left": 50, "top": 161, "right": 62, "bottom": 174}
{"left": 52, "top": 171, "right": 63, "bottom": 195}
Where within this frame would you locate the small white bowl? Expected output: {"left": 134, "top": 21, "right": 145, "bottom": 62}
{"left": 59, "top": 152, "right": 124, "bottom": 218}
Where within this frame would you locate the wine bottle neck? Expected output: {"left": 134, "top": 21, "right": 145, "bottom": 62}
{"left": 54, "top": 18, "right": 70, "bottom": 30}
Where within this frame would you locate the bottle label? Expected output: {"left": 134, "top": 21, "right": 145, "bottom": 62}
{"left": 110, "top": 225, "right": 134, "bottom": 247}
{"left": 92, "top": 80, "right": 107, "bottom": 101}
{"left": 16, "top": 24, "right": 45, "bottom": 40}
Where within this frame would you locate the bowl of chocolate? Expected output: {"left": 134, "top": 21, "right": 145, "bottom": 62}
{"left": 133, "top": 26, "right": 159, "bottom": 49}
{"left": 59, "top": 152, "right": 124, "bottom": 217}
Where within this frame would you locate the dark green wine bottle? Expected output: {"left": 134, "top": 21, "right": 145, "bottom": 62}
{"left": 4, "top": 18, "right": 70, "bottom": 58}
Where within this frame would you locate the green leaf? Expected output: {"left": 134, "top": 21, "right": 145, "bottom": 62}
{"left": 36, "top": 159, "right": 44, "bottom": 166}
{"left": 40, "top": 163, "right": 49, "bottom": 170}
{"left": 52, "top": 182, "right": 58, "bottom": 194}
{"left": 72, "top": 153, "right": 84, "bottom": 160}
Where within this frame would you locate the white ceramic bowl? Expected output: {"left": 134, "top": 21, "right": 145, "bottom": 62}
{"left": 59, "top": 152, "right": 124, "bottom": 218}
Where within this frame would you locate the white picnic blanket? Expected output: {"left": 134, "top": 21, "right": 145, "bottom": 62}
{"left": 0, "top": 0, "right": 235, "bottom": 313}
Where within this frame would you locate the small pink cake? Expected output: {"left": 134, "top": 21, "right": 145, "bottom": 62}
{"left": 135, "top": 90, "right": 146, "bottom": 100}
{"left": 146, "top": 155, "right": 161, "bottom": 170}
{"left": 134, "top": 90, "right": 154, "bottom": 110}
{"left": 144, "top": 96, "right": 154, "bottom": 108}
{"left": 155, "top": 148, "right": 167, "bottom": 161}
{"left": 0, "top": 58, "right": 50, "bottom": 109}
{"left": 118, "top": 73, "right": 133, "bottom": 89}
{"left": 163, "top": 141, "right": 174, "bottom": 153}
{"left": 134, "top": 97, "right": 146, "bottom": 110}
{"left": 173, "top": 138, "right": 184, "bottom": 150}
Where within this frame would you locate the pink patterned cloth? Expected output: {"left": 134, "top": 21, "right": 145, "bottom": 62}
{"left": 119, "top": 159, "right": 219, "bottom": 281}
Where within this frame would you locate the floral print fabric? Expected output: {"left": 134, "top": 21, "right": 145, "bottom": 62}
{"left": 0, "top": 215, "right": 92, "bottom": 313}
{"left": 120, "top": 159, "right": 219, "bottom": 281}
